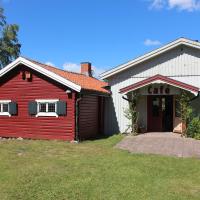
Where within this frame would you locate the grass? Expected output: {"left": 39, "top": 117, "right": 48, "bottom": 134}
{"left": 0, "top": 135, "right": 200, "bottom": 200}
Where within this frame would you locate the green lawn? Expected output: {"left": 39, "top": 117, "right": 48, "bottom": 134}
{"left": 0, "top": 135, "right": 200, "bottom": 200}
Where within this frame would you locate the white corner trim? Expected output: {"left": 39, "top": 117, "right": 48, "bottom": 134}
{"left": 36, "top": 112, "right": 58, "bottom": 117}
{"left": 100, "top": 38, "right": 200, "bottom": 79}
{"left": 35, "top": 99, "right": 59, "bottom": 103}
{"left": 0, "top": 57, "right": 81, "bottom": 92}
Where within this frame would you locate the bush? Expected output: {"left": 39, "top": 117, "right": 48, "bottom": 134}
{"left": 187, "top": 117, "right": 200, "bottom": 139}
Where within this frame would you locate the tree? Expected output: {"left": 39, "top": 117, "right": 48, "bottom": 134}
{"left": 0, "top": 7, "right": 20, "bottom": 68}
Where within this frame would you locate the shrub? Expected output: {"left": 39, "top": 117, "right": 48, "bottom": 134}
{"left": 187, "top": 117, "right": 200, "bottom": 140}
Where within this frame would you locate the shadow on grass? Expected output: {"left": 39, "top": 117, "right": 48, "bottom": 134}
{"left": 79, "top": 132, "right": 121, "bottom": 142}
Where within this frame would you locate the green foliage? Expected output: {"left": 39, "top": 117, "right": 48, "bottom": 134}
{"left": 124, "top": 92, "right": 139, "bottom": 134}
{"left": 187, "top": 117, "right": 200, "bottom": 140}
{"left": 0, "top": 7, "right": 21, "bottom": 68}
{"left": 177, "top": 91, "right": 191, "bottom": 122}
{"left": 176, "top": 91, "right": 192, "bottom": 136}
{"left": 0, "top": 7, "right": 6, "bottom": 27}
{"left": 176, "top": 90, "right": 200, "bottom": 139}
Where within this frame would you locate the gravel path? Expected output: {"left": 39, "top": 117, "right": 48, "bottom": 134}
{"left": 116, "top": 132, "right": 200, "bottom": 158}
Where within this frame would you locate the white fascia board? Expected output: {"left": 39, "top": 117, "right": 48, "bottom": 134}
{"left": 101, "top": 38, "right": 200, "bottom": 79}
{"left": 0, "top": 57, "right": 81, "bottom": 92}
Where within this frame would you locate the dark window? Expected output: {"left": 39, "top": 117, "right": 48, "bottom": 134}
{"left": 39, "top": 103, "right": 47, "bottom": 112}
{"left": 2, "top": 104, "right": 9, "bottom": 112}
{"left": 38, "top": 102, "right": 57, "bottom": 113}
{"left": 48, "top": 103, "right": 56, "bottom": 112}
{"left": 152, "top": 97, "right": 160, "bottom": 117}
{"left": 0, "top": 103, "right": 9, "bottom": 113}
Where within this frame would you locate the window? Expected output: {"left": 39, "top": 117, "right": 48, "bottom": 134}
{"left": 152, "top": 97, "right": 160, "bottom": 117}
{"left": 38, "top": 102, "right": 56, "bottom": 113}
{"left": 48, "top": 103, "right": 56, "bottom": 112}
{"left": 36, "top": 99, "right": 58, "bottom": 117}
{"left": 0, "top": 100, "right": 11, "bottom": 116}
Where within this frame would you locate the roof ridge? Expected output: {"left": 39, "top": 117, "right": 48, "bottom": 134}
{"left": 19, "top": 56, "right": 109, "bottom": 94}
{"left": 23, "top": 57, "right": 84, "bottom": 75}
{"left": 101, "top": 37, "right": 200, "bottom": 79}
{"left": 22, "top": 56, "right": 103, "bottom": 81}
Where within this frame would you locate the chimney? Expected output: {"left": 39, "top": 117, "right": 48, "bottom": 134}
{"left": 81, "top": 62, "right": 92, "bottom": 77}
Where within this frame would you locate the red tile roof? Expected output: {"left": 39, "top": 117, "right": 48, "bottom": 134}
{"left": 27, "top": 59, "right": 109, "bottom": 94}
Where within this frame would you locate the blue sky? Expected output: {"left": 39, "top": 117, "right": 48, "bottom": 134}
{"left": 1, "top": 0, "right": 200, "bottom": 76}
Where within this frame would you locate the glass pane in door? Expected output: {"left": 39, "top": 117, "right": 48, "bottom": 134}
{"left": 152, "top": 97, "right": 159, "bottom": 117}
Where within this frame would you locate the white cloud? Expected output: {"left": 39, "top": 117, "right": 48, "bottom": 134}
{"left": 45, "top": 61, "right": 55, "bottom": 67}
{"left": 169, "top": 0, "right": 200, "bottom": 11}
{"left": 62, "top": 62, "right": 104, "bottom": 78}
{"left": 144, "top": 39, "right": 162, "bottom": 46}
{"left": 150, "top": 0, "right": 166, "bottom": 9}
{"left": 63, "top": 62, "right": 80, "bottom": 73}
{"left": 149, "top": 0, "right": 200, "bottom": 11}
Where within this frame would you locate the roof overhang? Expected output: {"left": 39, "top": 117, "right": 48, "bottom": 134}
{"left": 101, "top": 38, "right": 200, "bottom": 79}
{"left": 0, "top": 57, "right": 81, "bottom": 92}
{"left": 119, "top": 74, "right": 199, "bottom": 95}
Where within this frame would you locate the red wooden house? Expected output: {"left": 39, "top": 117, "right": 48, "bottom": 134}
{"left": 0, "top": 57, "right": 109, "bottom": 141}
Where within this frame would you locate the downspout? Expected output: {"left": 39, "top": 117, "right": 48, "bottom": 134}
{"left": 75, "top": 94, "right": 82, "bottom": 142}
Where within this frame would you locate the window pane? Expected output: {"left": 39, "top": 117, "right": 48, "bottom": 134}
{"left": 161, "top": 97, "right": 165, "bottom": 111}
{"left": 48, "top": 103, "right": 56, "bottom": 112}
{"left": 152, "top": 97, "right": 160, "bottom": 117}
{"left": 39, "top": 103, "right": 46, "bottom": 112}
{"left": 2, "top": 104, "right": 9, "bottom": 112}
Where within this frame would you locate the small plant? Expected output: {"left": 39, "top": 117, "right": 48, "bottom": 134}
{"left": 187, "top": 117, "right": 200, "bottom": 140}
{"left": 124, "top": 92, "right": 139, "bottom": 135}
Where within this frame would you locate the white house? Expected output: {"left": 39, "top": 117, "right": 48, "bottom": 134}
{"left": 100, "top": 38, "right": 200, "bottom": 135}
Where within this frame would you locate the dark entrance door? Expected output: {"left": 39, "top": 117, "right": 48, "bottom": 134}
{"left": 147, "top": 95, "right": 173, "bottom": 132}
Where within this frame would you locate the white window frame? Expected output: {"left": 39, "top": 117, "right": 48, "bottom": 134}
{"left": 0, "top": 100, "right": 11, "bottom": 117}
{"left": 35, "top": 99, "right": 59, "bottom": 117}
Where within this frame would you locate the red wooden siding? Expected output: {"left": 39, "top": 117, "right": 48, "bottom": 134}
{"left": 79, "top": 95, "right": 101, "bottom": 139}
{"left": 0, "top": 65, "right": 76, "bottom": 141}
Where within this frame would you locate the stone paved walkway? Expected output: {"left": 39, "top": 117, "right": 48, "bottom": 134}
{"left": 116, "top": 132, "right": 200, "bottom": 158}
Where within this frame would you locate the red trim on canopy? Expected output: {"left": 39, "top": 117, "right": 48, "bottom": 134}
{"left": 119, "top": 74, "right": 199, "bottom": 94}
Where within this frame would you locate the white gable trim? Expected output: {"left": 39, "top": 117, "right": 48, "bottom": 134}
{"left": 100, "top": 38, "right": 200, "bottom": 79}
{"left": 0, "top": 57, "right": 81, "bottom": 92}
{"left": 122, "top": 81, "right": 198, "bottom": 96}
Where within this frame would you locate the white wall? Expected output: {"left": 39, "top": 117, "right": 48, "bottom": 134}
{"left": 104, "top": 46, "right": 200, "bottom": 135}
{"left": 136, "top": 95, "right": 147, "bottom": 129}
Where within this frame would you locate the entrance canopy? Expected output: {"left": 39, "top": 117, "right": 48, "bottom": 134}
{"left": 119, "top": 74, "right": 199, "bottom": 95}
